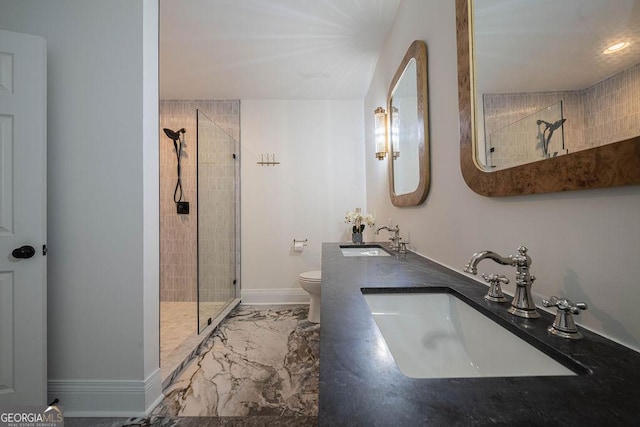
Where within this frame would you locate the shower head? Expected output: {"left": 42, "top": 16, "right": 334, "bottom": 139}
{"left": 163, "top": 128, "right": 186, "bottom": 141}
{"left": 535, "top": 118, "right": 566, "bottom": 156}
{"left": 549, "top": 118, "right": 566, "bottom": 132}
{"left": 536, "top": 119, "right": 565, "bottom": 131}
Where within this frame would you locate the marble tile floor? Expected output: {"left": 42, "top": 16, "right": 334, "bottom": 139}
{"left": 161, "top": 301, "right": 232, "bottom": 384}
{"left": 68, "top": 305, "right": 319, "bottom": 427}
{"left": 156, "top": 305, "right": 319, "bottom": 417}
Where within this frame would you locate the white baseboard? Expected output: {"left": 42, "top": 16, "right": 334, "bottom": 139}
{"left": 241, "top": 288, "right": 310, "bottom": 305}
{"left": 48, "top": 368, "right": 163, "bottom": 417}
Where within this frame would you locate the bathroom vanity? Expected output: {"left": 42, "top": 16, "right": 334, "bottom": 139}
{"left": 318, "top": 242, "right": 640, "bottom": 425}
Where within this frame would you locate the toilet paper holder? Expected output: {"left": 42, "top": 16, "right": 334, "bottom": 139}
{"left": 292, "top": 239, "right": 308, "bottom": 253}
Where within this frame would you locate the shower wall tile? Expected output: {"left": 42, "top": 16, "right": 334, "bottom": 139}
{"left": 483, "top": 91, "right": 581, "bottom": 169}
{"left": 582, "top": 63, "right": 640, "bottom": 149}
{"left": 482, "top": 62, "right": 639, "bottom": 168}
{"left": 160, "top": 100, "right": 240, "bottom": 302}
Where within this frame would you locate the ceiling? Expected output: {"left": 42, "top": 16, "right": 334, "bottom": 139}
{"left": 159, "top": 0, "right": 401, "bottom": 100}
{"left": 474, "top": 0, "right": 640, "bottom": 94}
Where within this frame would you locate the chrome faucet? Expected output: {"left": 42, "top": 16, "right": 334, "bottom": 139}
{"left": 464, "top": 246, "right": 540, "bottom": 319}
{"left": 376, "top": 225, "right": 401, "bottom": 251}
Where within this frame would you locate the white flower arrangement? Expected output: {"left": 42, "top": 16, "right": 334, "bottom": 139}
{"left": 345, "top": 209, "right": 375, "bottom": 234}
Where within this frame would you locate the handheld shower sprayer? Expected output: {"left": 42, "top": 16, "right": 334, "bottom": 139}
{"left": 163, "top": 128, "right": 186, "bottom": 156}
{"left": 163, "top": 128, "right": 186, "bottom": 141}
{"left": 536, "top": 119, "right": 566, "bottom": 157}
{"left": 163, "top": 128, "right": 188, "bottom": 214}
{"left": 536, "top": 119, "right": 566, "bottom": 133}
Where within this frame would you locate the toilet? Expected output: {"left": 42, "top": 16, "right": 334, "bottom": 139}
{"left": 299, "top": 270, "right": 322, "bottom": 323}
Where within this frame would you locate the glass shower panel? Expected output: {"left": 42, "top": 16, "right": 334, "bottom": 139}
{"left": 197, "top": 109, "right": 237, "bottom": 333}
{"left": 486, "top": 101, "right": 567, "bottom": 170}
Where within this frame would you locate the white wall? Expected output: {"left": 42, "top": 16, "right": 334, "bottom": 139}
{"left": 241, "top": 100, "right": 366, "bottom": 302}
{"left": 365, "top": 0, "right": 640, "bottom": 351}
{"left": 0, "top": 0, "right": 161, "bottom": 415}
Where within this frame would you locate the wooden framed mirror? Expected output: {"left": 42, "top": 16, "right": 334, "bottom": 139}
{"left": 388, "top": 40, "right": 430, "bottom": 206}
{"left": 456, "top": 0, "right": 640, "bottom": 196}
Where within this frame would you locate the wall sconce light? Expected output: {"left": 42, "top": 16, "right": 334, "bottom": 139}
{"left": 374, "top": 107, "right": 387, "bottom": 160}
{"left": 391, "top": 106, "right": 400, "bottom": 159}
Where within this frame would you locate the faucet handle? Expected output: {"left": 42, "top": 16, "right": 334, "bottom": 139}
{"left": 542, "top": 296, "right": 587, "bottom": 313}
{"left": 481, "top": 273, "right": 509, "bottom": 303}
{"left": 542, "top": 296, "right": 588, "bottom": 339}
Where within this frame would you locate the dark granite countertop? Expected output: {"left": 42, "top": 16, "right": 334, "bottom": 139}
{"left": 318, "top": 242, "right": 640, "bottom": 426}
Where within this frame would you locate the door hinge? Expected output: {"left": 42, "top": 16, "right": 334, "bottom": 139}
{"left": 42, "top": 244, "right": 48, "bottom": 256}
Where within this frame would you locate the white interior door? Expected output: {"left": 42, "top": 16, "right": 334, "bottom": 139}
{"left": 0, "top": 29, "right": 47, "bottom": 406}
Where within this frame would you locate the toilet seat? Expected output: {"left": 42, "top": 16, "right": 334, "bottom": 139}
{"left": 299, "top": 270, "right": 321, "bottom": 282}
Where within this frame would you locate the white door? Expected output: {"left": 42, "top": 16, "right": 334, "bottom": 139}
{"left": 0, "top": 29, "right": 47, "bottom": 406}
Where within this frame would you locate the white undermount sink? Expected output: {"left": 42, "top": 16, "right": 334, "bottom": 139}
{"left": 363, "top": 291, "right": 578, "bottom": 379}
{"left": 340, "top": 245, "right": 391, "bottom": 257}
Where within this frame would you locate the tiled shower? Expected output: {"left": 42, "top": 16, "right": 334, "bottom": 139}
{"left": 482, "top": 63, "right": 640, "bottom": 169}
{"left": 159, "top": 100, "right": 241, "bottom": 379}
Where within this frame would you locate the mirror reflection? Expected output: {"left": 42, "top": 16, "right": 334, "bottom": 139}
{"left": 388, "top": 40, "right": 430, "bottom": 207}
{"left": 390, "top": 58, "right": 420, "bottom": 194}
{"left": 473, "top": 0, "right": 640, "bottom": 171}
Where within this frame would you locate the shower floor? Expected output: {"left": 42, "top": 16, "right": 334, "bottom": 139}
{"left": 160, "top": 301, "right": 233, "bottom": 384}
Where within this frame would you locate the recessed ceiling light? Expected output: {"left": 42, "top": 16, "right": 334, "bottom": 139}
{"left": 603, "top": 41, "right": 630, "bottom": 54}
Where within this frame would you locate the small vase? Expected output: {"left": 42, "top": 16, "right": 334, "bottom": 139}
{"left": 352, "top": 232, "right": 363, "bottom": 244}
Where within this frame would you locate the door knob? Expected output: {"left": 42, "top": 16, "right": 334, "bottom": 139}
{"left": 12, "top": 245, "right": 36, "bottom": 259}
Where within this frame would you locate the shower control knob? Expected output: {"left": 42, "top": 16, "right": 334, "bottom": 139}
{"left": 12, "top": 245, "right": 36, "bottom": 259}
